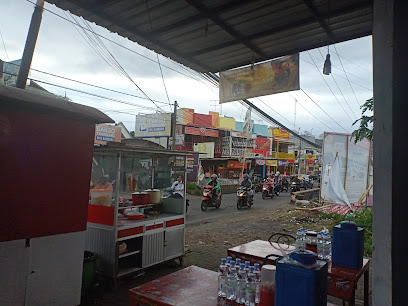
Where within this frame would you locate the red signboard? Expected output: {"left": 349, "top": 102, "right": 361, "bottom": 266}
{"left": 227, "top": 160, "right": 247, "bottom": 169}
{"left": 185, "top": 126, "right": 219, "bottom": 137}
{"left": 306, "top": 160, "right": 315, "bottom": 164}
{"left": 255, "top": 137, "right": 271, "bottom": 157}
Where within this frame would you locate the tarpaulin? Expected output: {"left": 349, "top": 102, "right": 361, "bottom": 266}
{"left": 325, "top": 156, "right": 352, "bottom": 209}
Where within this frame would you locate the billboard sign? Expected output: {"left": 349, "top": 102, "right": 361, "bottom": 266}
{"left": 185, "top": 126, "right": 219, "bottom": 137}
{"left": 194, "top": 142, "right": 215, "bottom": 159}
{"left": 272, "top": 128, "right": 290, "bottom": 140}
{"left": 135, "top": 113, "right": 171, "bottom": 137}
{"left": 94, "top": 124, "right": 121, "bottom": 144}
{"left": 219, "top": 54, "right": 299, "bottom": 103}
{"left": 186, "top": 153, "right": 199, "bottom": 182}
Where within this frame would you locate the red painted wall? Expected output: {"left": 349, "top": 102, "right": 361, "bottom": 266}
{"left": 193, "top": 113, "right": 212, "bottom": 127}
{"left": 0, "top": 107, "right": 96, "bottom": 242}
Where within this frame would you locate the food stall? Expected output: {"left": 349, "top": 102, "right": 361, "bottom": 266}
{"left": 85, "top": 142, "right": 189, "bottom": 281}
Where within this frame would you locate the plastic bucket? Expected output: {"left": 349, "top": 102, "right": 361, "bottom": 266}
{"left": 82, "top": 251, "right": 96, "bottom": 296}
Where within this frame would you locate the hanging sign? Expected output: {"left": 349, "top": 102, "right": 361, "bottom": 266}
{"left": 219, "top": 54, "right": 299, "bottom": 103}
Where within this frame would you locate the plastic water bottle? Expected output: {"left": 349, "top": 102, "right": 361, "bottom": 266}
{"left": 254, "top": 263, "right": 261, "bottom": 304}
{"left": 236, "top": 263, "right": 247, "bottom": 304}
{"left": 235, "top": 258, "right": 241, "bottom": 266}
{"left": 245, "top": 266, "right": 256, "bottom": 306}
{"left": 317, "top": 231, "right": 324, "bottom": 260}
{"left": 225, "top": 262, "right": 238, "bottom": 301}
{"left": 226, "top": 256, "right": 232, "bottom": 273}
{"left": 323, "top": 232, "right": 332, "bottom": 260}
{"left": 244, "top": 261, "right": 250, "bottom": 274}
{"left": 218, "top": 258, "right": 227, "bottom": 297}
{"left": 295, "top": 228, "right": 305, "bottom": 252}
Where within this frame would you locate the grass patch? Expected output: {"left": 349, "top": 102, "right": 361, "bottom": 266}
{"left": 318, "top": 208, "right": 373, "bottom": 256}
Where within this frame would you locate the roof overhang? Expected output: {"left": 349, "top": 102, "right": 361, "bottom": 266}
{"left": 46, "top": 0, "right": 373, "bottom": 73}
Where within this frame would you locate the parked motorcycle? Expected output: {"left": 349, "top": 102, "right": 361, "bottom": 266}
{"left": 162, "top": 187, "right": 190, "bottom": 213}
{"left": 236, "top": 186, "right": 253, "bottom": 209}
{"left": 262, "top": 181, "right": 275, "bottom": 199}
{"left": 201, "top": 185, "right": 221, "bottom": 211}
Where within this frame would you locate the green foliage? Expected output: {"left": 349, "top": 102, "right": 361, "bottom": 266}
{"left": 129, "top": 131, "right": 135, "bottom": 137}
{"left": 352, "top": 98, "right": 374, "bottom": 143}
{"left": 318, "top": 208, "right": 373, "bottom": 256}
{"left": 186, "top": 182, "right": 197, "bottom": 191}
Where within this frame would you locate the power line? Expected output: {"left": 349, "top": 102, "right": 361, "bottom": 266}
{"left": 306, "top": 51, "right": 354, "bottom": 122}
{"left": 287, "top": 93, "right": 335, "bottom": 132}
{"left": 333, "top": 45, "right": 362, "bottom": 107}
{"left": 0, "top": 25, "right": 9, "bottom": 61}
{"left": 156, "top": 54, "right": 172, "bottom": 111}
{"left": 316, "top": 48, "right": 358, "bottom": 119}
{"left": 330, "top": 48, "right": 371, "bottom": 73}
{"left": 4, "top": 61, "right": 170, "bottom": 105}
{"left": 300, "top": 88, "right": 349, "bottom": 132}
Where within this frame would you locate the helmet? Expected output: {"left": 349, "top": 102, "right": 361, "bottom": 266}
{"left": 275, "top": 171, "right": 280, "bottom": 176}
{"left": 211, "top": 174, "right": 218, "bottom": 179}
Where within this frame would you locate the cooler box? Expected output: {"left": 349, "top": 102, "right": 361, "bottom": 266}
{"left": 332, "top": 221, "right": 365, "bottom": 270}
{"left": 275, "top": 251, "right": 328, "bottom": 306}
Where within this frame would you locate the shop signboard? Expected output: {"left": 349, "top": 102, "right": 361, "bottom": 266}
{"left": 194, "top": 142, "right": 215, "bottom": 158}
{"left": 272, "top": 127, "right": 290, "bottom": 140}
{"left": 306, "top": 160, "right": 315, "bottom": 164}
{"left": 231, "top": 131, "right": 257, "bottom": 139}
{"left": 255, "top": 137, "right": 271, "bottom": 157}
{"left": 185, "top": 126, "right": 219, "bottom": 137}
{"left": 306, "top": 154, "right": 315, "bottom": 160}
{"left": 265, "top": 160, "right": 278, "bottom": 167}
{"left": 175, "top": 134, "right": 184, "bottom": 146}
{"left": 135, "top": 113, "right": 171, "bottom": 137}
{"left": 278, "top": 160, "right": 289, "bottom": 166}
{"left": 186, "top": 153, "right": 199, "bottom": 182}
{"left": 227, "top": 160, "right": 247, "bottom": 169}
{"left": 255, "top": 159, "right": 266, "bottom": 165}
{"left": 94, "top": 124, "right": 121, "bottom": 144}
{"left": 219, "top": 54, "right": 300, "bottom": 103}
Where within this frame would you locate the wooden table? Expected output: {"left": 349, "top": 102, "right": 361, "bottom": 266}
{"left": 228, "top": 240, "right": 370, "bottom": 306}
{"left": 129, "top": 265, "right": 340, "bottom": 306}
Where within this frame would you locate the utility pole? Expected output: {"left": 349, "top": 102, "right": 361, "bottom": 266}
{"left": 16, "top": 0, "right": 44, "bottom": 89}
{"left": 171, "top": 101, "right": 178, "bottom": 150}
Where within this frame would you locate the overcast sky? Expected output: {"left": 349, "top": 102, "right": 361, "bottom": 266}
{"left": 0, "top": 0, "right": 373, "bottom": 137}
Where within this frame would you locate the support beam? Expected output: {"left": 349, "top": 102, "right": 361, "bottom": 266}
{"left": 184, "top": 0, "right": 268, "bottom": 59}
{"left": 373, "top": 0, "right": 408, "bottom": 304}
{"left": 303, "top": 0, "right": 335, "bottom": 43}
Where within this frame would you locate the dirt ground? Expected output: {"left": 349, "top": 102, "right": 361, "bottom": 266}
{"left": 186, "top": 206, "right": 335, "bottom": 248}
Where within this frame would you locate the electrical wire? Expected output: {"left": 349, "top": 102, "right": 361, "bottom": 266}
{"left": 156, "top": 54, "right": 172, "bottom": 111}
{"left": 300, "top": 88, "right": 349, "bottom": 132}
{"left": 306, "top": 51, "right": 354, "bottom": 122}
{"left": 317, "top": 48, "right": 359, "bottom": 119}
{"left": 0, "top": 25, "right": 10, "bottom": 61}
{"left": 333, "top": 45, "right": 362, "bottom": 107}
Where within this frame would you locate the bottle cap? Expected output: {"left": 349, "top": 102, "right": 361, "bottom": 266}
{"left": 240, "top": 263, "right": 245, "bottom": 269}
{"left": 245, "top": 261, "right": 250, "bottom": 266}
{"left": 221, "top": 258, "right": 226, "bottom": 264}
{"left": 230, "top": 262, "right": 235, "bottom": 266}
{"left": 235, "top": 258, "right": 241, "bottom": 264}
{"left": 227, "top": 256, "right": 232, "bottom": 261}
{"left": 249, "top": 266, "right": 255, "bottom": 272}
{"left": 254, "top": 263, "right": 260, "bottom": 268}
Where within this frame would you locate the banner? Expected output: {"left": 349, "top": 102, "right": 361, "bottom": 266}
{"left": 185, "top": 126, "right": 219, "bottom": 137}
{"left": 272, "top": 128, "right": 290, "bottom": 140}
{"left": 266, "top": 160, "right": 278, "bottom": 167}
{"left": 194, "top": 142, "right": 214, "bottom": 158}
{"left": 255, "top": 159, "right": 266, "bottom": 166}
{"left": 94, "top": 124, "right": 121, "bottom": 144}
{"left": 255, "top": 137, "right": 271, "bottom": 157}
{"left": 219, "top": 54, "right": 299, "bottom": 103}
{"left": 227, "top": 160, "right": 247, "bottom": 169}
{"left": 135, "top": 113, "right": 171, "bottom": 137}
{"left": 242, "top": 108, "right": 253, "bottom": 137}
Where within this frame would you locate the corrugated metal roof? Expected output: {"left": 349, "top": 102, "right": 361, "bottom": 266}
{"left": 46, "top": 0, "right": 373, "bottom": 73}
{"left": 0, "top": 84, "right": 113, "bottom": 123}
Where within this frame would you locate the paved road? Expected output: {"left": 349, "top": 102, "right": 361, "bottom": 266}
{"left": 185, "top": 190, "right": 292, "bottom": 224}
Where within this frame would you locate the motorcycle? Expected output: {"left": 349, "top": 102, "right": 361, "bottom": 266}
{"left": 236, "top": 186, "right": 253, "bottom": 210}
{"left": 290, "top": 179, "right": 301, "bottom": 193}
{"left": 201, "top": 185, "right": 221, "bottom": 211}
{"left": 262, "top": 181, "right": 275, "bottom": 199}
{"left": 162, "top": 187, "right": 190, "bottom": 213}
{"left": 254, "top": 182, "right": 263, "bottom": 193}
{"left": 274, "top": 178, "right": 282, "bottom": 196}
{"left": 281, "top": 177, "right": 289, "bottom": 192}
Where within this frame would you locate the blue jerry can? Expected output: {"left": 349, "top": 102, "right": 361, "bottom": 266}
{"left": 332, "top": 221, "right": 365, "bottom": 270}
{"left": 275, "top": 251, "right": 328, "bottom": 306}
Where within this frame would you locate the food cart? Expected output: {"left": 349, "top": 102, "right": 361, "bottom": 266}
{"left": 85, "top": 142, "right": 189, "bottom": 281}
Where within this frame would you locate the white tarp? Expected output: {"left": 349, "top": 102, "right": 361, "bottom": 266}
{"left": 325, "top": 156, "right": 351, "bottom": 208}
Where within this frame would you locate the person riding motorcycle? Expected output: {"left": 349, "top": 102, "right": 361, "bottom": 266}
{"left": 240, "top": 174, "right": 253, "bottom": 206}
{"left": 207, "top": 174, "right": 221, "bottom": 202}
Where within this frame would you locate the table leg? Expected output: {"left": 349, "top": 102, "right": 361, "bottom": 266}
{"left": 350, "top": 285, "right": 356, "bottom": 306}
{"left": 364, "top": 269, "right": 370, "bottom": 306}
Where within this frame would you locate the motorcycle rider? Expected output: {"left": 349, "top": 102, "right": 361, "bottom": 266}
{"left": 240, "top": 173, "right": 253, "bottom": 206}
{"left": 170, "top": 175, "right": 184, "bottom": 198}
{"left": 207, "top": 174, "right": 221, "bottom": 202}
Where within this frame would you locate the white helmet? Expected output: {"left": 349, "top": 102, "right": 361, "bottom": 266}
{"left": 275, "top": 171, "right": 280, "bottom": 176}
{"left": 211, "top": 174, "right": 218, "bottom": 179}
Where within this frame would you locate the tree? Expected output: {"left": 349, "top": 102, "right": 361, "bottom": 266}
{"left": 352, "top": 97, "right": 373, "bottom": 143}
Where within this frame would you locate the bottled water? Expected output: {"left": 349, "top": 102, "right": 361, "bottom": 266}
{"left": 295, "top": 228, "right": 306, "bottom": 252}
{"left": 254, "top": 263, "right": 261, "bottom": 304}
{"left": 245, "top": 266, "right": 256, "bottom": 306}
{"left": 235, "top": 258, "right": 241, "bottom": 266}
{"left": 218, "top": 258, "right": 227, "bottom": 297}
{"left": 244, "top": 261, "right": 250, "bottom": 274}
{"left": 323, "top": 232, "right": 332, "bottom": 260}
{"left": 226, "top": 256, "right": 232, "bottom": 273}
{"left": 236, "top": 263, "right": 247, "bottom": 304}
{"left": 317, "top": 231, "right": 324, "bottom": 260}
{"left": 225, "top": 262, "right": 238, "bottom": 301}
